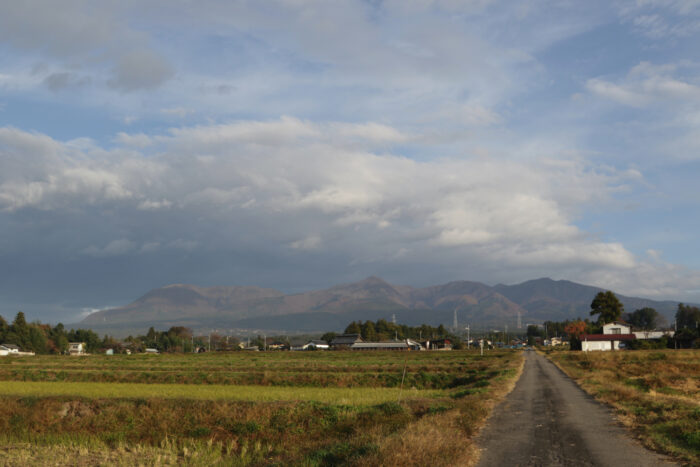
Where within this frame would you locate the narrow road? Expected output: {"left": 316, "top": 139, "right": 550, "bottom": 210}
{"left": 475, "top": 351, "right": 676, "bottom": 466}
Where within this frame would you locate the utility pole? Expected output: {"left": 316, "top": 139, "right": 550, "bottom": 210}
{"left": 466, "top": 325, "right": 470, "bottom": 350}
{"left": 208, "top": 334, "right": 211, "bottom": 352}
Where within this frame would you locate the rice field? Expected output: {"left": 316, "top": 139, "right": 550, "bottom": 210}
{"left": 0, "top": 381, "right": 440, "bottom": 404}
{"left": 0, "top": 350, "right": 524, "bottom": 466}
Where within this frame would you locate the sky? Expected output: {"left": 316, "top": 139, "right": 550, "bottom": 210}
{"left": 1, "top": 0, "right": 700, "bottom": 324}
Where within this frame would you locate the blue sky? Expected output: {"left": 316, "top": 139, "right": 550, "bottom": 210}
{"left": 1, "top": 0, "right": 700, "bottom": 323}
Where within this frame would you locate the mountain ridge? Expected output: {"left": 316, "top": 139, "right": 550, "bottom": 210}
{"left": 79, "top": 277, "right": 685, "bottom": 334}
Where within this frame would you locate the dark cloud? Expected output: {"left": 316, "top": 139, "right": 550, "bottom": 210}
{"left": 108, "top": 50, "right": 175, "bottom": 91}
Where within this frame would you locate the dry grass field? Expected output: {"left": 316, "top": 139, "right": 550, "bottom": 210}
{"left": 546, "top": 349, "right": 700, "bottom": 465}
{"left": 0, "top": 350, "right": 523, "bottom": 466}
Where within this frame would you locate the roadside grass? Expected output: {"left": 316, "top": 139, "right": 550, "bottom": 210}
{"left": 0, "top": 350, "right": 524, "bottom": 466}
{"left": 546, "top": 349, "right": 700, "bottom": 466}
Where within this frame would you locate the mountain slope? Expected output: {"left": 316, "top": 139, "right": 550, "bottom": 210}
{"left": 79, "top": 277, "right": 684, "bottom": 334}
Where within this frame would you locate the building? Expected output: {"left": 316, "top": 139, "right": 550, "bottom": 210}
{"left": 349, "top": 339, "right": 422, "bottom": 351}
{"left": 68, "top": 342, "right": 86, "bottom": 355}
{"left": 633, "top": 330, "right": 675, "bottom": 340}
{"left": 330, "top": 334, "right": 364, "bottom": 349}
{"left": 582, "top": 321, "right": 635, "bottom": 351}
{"left": 302, "top": 340, "right": 330, "bottom": 350}
{"left": 0, "top": 344, "right": 20, "bottom": 354}
{"left": 425, "top": 338, "right": 452, "bottom": 350}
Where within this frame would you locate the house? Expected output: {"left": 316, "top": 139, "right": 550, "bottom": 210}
{"left": 330, "top": 334, "right": 364, "bottom": 349}
{"left": 602, "top": 322, "right": 631, "bottom": 335}
{"left": 302, "top": 340, "right": 330, "bottom": 350}
{"left": 350, "top": 339, "right": 422, "bottom": 351}
{"left": 425, "top": 338, "right": 452, "bottom": 350}
{"left": 68, "top": 342, "right": 86, "bottom": 356}
{"left": 0, "top": 344, "right": 20, "bottom": 354}
{"left": 582, "top": 322, "right": 635, "bottom": 351}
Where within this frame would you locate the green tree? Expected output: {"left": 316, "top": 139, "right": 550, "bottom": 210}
{"left": 344, "top": 321, "right": 362, "bottom": 334}
{"left": 321, "top": 332, "right": 337, "bottom": 344}
{"left": 362, "top": 321, "right": 377, "bottom": 341}
{"left": 590, "top": 291, "right": 623, "bottom": 325}
{"left": 624, "top": 307, "right": 660, "bottom": 330}
{"left": 676, "top": 303, "right": 700, "bottom": 330}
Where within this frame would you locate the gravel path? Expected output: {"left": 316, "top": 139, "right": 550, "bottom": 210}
{"left": 475, "top": 351, "right": 676, "bottom": 466}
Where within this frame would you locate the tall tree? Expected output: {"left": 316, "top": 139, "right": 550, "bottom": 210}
{"left": 676, "top": 303, "right": 700, "bottom": 330}
{"left": 590, "top": 291, "right": 623, "bottom": 324}
{"left": 623, "top": 307, "right": 660, "bottom": 330}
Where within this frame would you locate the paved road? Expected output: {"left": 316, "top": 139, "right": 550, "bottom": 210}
{"left": 475, "top": 351, "right": 676, "bottom": 466}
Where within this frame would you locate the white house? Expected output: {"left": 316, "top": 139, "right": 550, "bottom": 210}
{"left": 582, "top": 322, "right": 635, "bottom": 351}
{"left": 68, "top": 342, "right": 87, "bottom": 355}
{"left": 0, "top": 344, "right": 20, "bottom": 354}
{"left": 602, "top": 322, "right": 631, "bottom": 335}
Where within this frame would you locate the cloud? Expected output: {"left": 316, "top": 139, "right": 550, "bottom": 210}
{"left": 43, "top": 72, "right": 91, "bottom": 91}
{"left": 83, "top": 239, "right": 136, "bottom": 257}
{"left": 3, "top": 117, "right": 697, "bottom": 303}
{"left": 0, "top": 2, "right": 174, "bottom": 93}
{"left": 109, "top": 49, "right": 175, "bottom": 91}
{"left": 586, "top": 61, "right": 700, "bottom": 107}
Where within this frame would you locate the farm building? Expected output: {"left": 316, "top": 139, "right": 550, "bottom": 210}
{"left": 350, "top": 339, "right": 422, "bottom": 351}
{"left": 330, "top": 334, "right": 364, "bottom": 349}
{"left": 68, "top": 342, "right": 86, "bottom": 355}
{"left": 424, "top": 338, "right": 452, "bottom": 350}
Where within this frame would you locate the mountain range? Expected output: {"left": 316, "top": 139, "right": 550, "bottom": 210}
{"left": 78, "top": 277, "right": 683, "bottom": 335}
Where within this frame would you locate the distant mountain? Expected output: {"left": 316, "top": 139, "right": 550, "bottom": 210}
{"left": 79, "top": 277, "right": 684, "bottom": 335}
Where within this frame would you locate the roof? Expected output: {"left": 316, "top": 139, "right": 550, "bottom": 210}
{"left": 307, "top": 340, "right": 329, "bottom": 346}
{"left": 583, "top": 334, "right": 636, "bottom": 341}
{"left": 602, "top": 321, "right": 629, "bottom": 326}
{"left": 351, "top": 342, "right": 409, "bottom": 349}
{"left": 330, "top": 334, "right": 364, "bottom": 345}
{"left": 1, "top": 344, "right": 20, "bottom": 349}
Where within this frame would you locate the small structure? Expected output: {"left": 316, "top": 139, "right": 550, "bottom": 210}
{"left": 105, "top": 348, "right": 114, "bottom": 355}
{"left": 145, "top": 348, "right": 159, "bottom": 354}
{"left": 68, "top": 342, "right": 87, "bottom": 356}
{"left": 330, "top": 333, "right": 364, "bottom": 350}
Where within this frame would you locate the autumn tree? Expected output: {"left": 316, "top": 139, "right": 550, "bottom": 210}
{"left": 590, "top": 291, "right": 623, "bottom": 325}
{"left": 564, "top": 320, "right": 587, "bottom": 351}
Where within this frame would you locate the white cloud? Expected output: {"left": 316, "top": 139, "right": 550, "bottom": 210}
{"left": 290, "top": 235, "right": 322, "bottom": 250}
{"left": 83, "top": 239, "right": 136, "bottom": 257}
{"left": 586, "top": 61, "right": 700, "bottom": 107}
